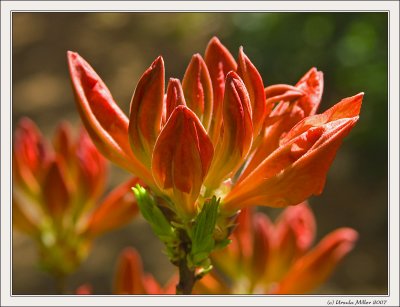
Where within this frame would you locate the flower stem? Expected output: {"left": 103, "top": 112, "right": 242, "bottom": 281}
{"left": 176, "top": 257, "right": 196, "bottom": 295}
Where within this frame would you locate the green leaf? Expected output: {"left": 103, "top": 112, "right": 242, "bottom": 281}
{"left": 132, "top": 185, "right": 177, "bottom": 244}
{"left": 189, "top": 196, "right": 220, "bottom": 265}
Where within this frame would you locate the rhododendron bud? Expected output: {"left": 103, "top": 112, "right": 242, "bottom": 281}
{"left": 237, "top": 47, "right": 267, "bottom": 139}
{"left": 114, "top": 248, "right": 147, "bottom": 294}
{"left": 67, "top": 52, "right": 153, "bottom": 185}
{"left": 165, "top": 78, "right": 186, "bottom": 121}
{"left": 13, "top": 118, "right": 139, "bottom": 279}
{"left": 13, "top": 118, "right": 49, "bottom": 196}
{"left": 42, "top": 159, "right": 71, "bottom": 220}
{"left": 152, "top": 106, "right": 213, "bottom": 218}
{"left": 114, "top": 247, "right": 176, "bottom": 294}
{"left": 204, "top": 36, "right": 237, "bottom": 144}
{"left": 182, "top": 54, "right": 213, "bottom": 130}
{"left": 129, "top": 56, "right": 165, "bottom": 168}
{"left": 205, "top": 71, "right": 253, "bottom": 189}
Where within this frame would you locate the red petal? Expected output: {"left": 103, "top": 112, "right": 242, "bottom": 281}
{"left": 205, "top": 71, "right": 252, "bottom": 189}
{"left": 238, "top": 47, "right": 267, "bottom": 138}
{"left": 272, "top": 228, "right": 358, "bottom": 294}
{"left": 67, "top": 52, "right": 149, "bottom": 181}
{"left": 84, "top": 177, "right": 140, "bottom": 238}
{"left": 165, "top": 78, "right": 186, "bottom": 121}
{"left": 204, "top": 37, "right": 237, "bottom": 144}
{"left": 42, "top": 160, "right": 70, "bottom": 218}
{"left": 129, "top": 56, "right": 165, "bottom": 168}
{"left": 182, "top": 54, "right": 213, "bottom": 130}
{"left": 152, "top": 106, "right": 213, "bottom": 217}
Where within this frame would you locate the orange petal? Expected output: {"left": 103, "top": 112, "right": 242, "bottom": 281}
{"left": 251, "top": 213, "right": 273, "bottom": 280}
{"left": 238, "top": 102, "right": 305, "bottom": 182}
{"left": 84, "top": 177, "right": 140, "bottom": 238}
{"left": 165, "top": 78, "right": 186, "bottom": 121}
{"left": 264, "top": 84, "right": 305, "bottom": 106}
{"left": 275, "top": 202, "right": 316, "bottom": 257}
{"left": 182, "top": 54, "right": 213, "bottom": 130}
{"left": 75, "top": 129, "right": 108, "bottom": 201}
{"left": 272, "top": 228, "right": 358, "bottom": 294}
{"left": 240, "top": 68, "right": 322, "bottom": 182}
{"left": 294, "top": 67, "right": 324, "bottom": 116}
{"left": 152, "top": 106, "right": 214, "bottom": 218}
{"left": 223, "top": 115, "right": 359, "bottom": 211}
{"left": 238, "top": 47, "right": 267, "bottom": 138}
{"left": 67, "top": 52, "right": 151, "bottom": 183}
{"left": 114, "top": 247, "right": 146, "bottom": 294}
{"left": 42, "top": 159, "right": 71, "bottom": 219}
{"left": 282, "top": 93, "right": 363, "bottom": 144}
{"left": 52, "top": 121, "right": 74, "bottom": 164}
{"left": 204, "top": 37, "right": 237, "bottom": 144}
{"left": 13, "top": 118, "right": 49, "bottom": 195}
{"left": 129, "top": 56, "right": 165, "bottom": 168}
{"left": 205, "top": 71, "right": 253, "bottom": 189}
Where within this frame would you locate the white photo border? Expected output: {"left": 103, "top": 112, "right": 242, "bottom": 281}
{"left": 1, "top": 1, "right": 399, "bottom": 306}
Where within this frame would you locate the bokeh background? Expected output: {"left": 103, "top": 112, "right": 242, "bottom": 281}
{"left": 12, "top": 12, "right": 388, "bottom": 295}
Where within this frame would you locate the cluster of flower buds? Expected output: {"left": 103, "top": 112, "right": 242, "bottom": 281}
{"left": 195, "top": 203, "right": 358, "bottom": 294}
{"left": 13, "top": 118, "right": 139, "bottom": 278}
{"left": 67, "top": 36, "right": 362, "bottom": 289}
{"left": 68, "top": 36, "right": 362, "bottom": 216}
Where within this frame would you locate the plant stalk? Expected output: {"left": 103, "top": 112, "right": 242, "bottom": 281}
{"left": 176, "top": 257, "right": 196, "bottom": 295}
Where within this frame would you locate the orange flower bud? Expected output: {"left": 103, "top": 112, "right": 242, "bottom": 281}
{"left": 129, "top": 56, "right": 165, "bottom": 168}
{"left": 42, "top": 159, "right": 71, "bottom": 219}
{"left": 205, "top": 72, "right": 253, "bottom": 189}
{"left": 114, "top": 248, "right": 147, "bottom": 294}
{"left": 250, "top": 213, "right": 273, "bottom": 281}
{"left": 84, "top": 178, "right": 139, "bottom": 238}
{"left": 182, "top": 54, "right": 213, "bottom": 130}
{"left": 75, "top": 130, "right": 107, "bottom": 201}
{"left": 237, "top": 47, "right": 267, "bottom": 138}
{"left": 114, "top": 247, "right": 173, "bottom": 294}
{"left": 52, "top": 121, "right": 74, "bottom": 164}
{"left": 272, "top": 228, "right": 358, "bottom": 294}
{"left": 67, "top": 51, "right": 152, "bottom": 185}
{"left": 204, "top": 37, "right": 237, "bottom": 144}
{"left": 13, "top": 118, "right": 49, "bottom": 196}
{"left": 152, "top": 106, "right": 214, "bottom": 218}
{"left": 223, "top": 93, "right": 362, "bottom": 212}
{"left": 165, "top": 78, "right": 186, "bottom": 121}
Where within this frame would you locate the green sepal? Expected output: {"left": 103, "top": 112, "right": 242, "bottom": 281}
{"left": 132, "top": 185, "right": 177, "bottom": 244}
{"left": 188, "top": 196, "right": 220, "bottom": 266}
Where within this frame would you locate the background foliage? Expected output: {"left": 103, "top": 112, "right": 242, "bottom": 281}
{"left": 12, "top": 12, "right": 388, "bottom": 294}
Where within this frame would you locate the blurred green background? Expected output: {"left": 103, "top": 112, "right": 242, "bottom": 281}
{"left": 12, "top": 12, "right": 388, "bottom": 294}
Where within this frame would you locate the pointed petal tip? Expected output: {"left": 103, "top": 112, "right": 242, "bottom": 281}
{"left": 209, "top": 36, "right": 221, "bottom": 44}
